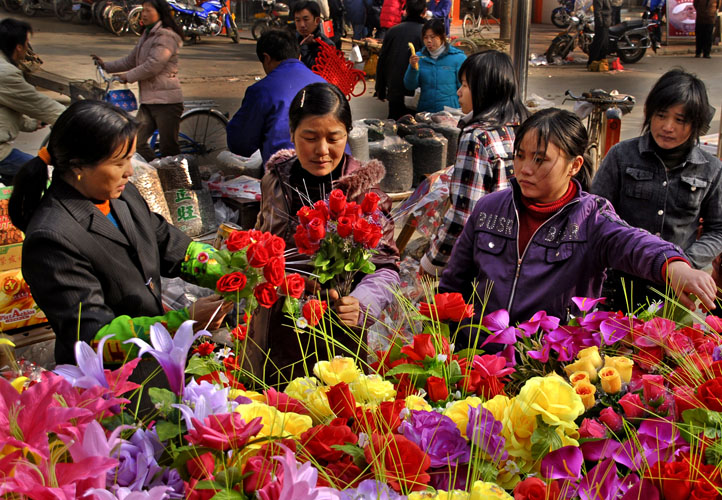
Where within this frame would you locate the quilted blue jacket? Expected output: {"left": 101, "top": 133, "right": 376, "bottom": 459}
{"left": 403, "top": 44, "right": 466, "bottom": 113}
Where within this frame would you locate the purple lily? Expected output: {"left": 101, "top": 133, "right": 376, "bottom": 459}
{"left": 124, "top": 321, "right": 210, "bottom": 396}
{"left": 54, "top": 335, "right": 113, "bottom": 389}
{"left": 580, "top": 438, "right": 622, "bottom": 462}
{"left": 466, "top": 405, "right": 507, "bottom": 462}
{"left": 599, "top": 315, "right": 643, "bottom": 346}
{"left": 172, "top": 379, "right": 235, "bottom": 430}
{"left": 577, "top": 458, "right": 621, "bottom": 500}
{"left": 519, "top": 310, "right": 560, "bottom": 336}
{"left": 540, "top": 445, "right": 583, "bottom": 481}
{"left": 84, "top": 486, "right": 172, "bottom": 500}
{"left": 572, "top": 297, "right": 606, "bottom": 313}
{"left": 613, "top": 418, "right": 689, "bottom": 471}
{"left": 481, "top": 310, "right": 521, "bottom": 346}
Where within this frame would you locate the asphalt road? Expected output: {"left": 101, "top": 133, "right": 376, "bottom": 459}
{"left": 6, "top": 13, "right": 722, "bottom": 153}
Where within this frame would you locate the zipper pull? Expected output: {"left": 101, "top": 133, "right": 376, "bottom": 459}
{"left": 515, "top": 259, "right": 522, "bottom": 278}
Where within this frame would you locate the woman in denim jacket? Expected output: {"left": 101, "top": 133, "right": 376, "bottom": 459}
{"left": 591, "top": 69, "right": 722, "bottom": 309}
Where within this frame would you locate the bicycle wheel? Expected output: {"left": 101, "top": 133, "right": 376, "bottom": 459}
{"left": 127, "top": 5, "right": 143, "bottom": 35}
{"left": 450, "top": 37, "right": 477, "bottom": 56}
{"left": 106, "top": 5, "right": 128, "bottom": 35}
{"left": 54, "top": 0, "right": 74, "bottom": 21}
{"left": 92, "top": 0, "right": 107, "bottom": 24}
{"left": 177, "top": 108, "right": 229, "bottom": 161}
{"left": 226, "top": 14, "right": 239, "bottom": 43}
{"left": 462, "top": 14, "right": 475, "bottom": 38}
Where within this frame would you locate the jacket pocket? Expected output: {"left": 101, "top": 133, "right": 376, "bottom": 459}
{"left": 623, "top": 166, "right": 654, "bottom": 199}
{"left": 545, "top": 242, "right": 574, "bottom": 264}
{"left": 475, "top": 230, "right": 507, "bottom": 256}
{"left": 678, "top": 175, "right": 708, "bottom": 210}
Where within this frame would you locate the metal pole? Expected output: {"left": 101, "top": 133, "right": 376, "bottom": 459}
{"left": 510, "top": 0, "right": 533, "bottom": 100}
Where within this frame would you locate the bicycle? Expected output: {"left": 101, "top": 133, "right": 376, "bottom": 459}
{"left": 563, "top": 89, "right": 635, "bottom": 172}
{"left": 461, "top": 0, "right": 496, "bottom": 38}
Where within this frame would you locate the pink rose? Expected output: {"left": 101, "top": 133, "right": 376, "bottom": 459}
{"left": 579, "top": 418, "right": 607, "bottom": 438}
{"left": 642, "top": 374, "right": 666, "bottom": 403}
{"left": 598, "top": 407, "right": 624, "bottom": 433}
{"left": 619, "top": 393, "right": 646, "bottom": 419}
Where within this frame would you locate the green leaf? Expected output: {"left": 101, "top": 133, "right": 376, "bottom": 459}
{"left": 186, "top": 356, "right": 223, "bottom": 376}
{"left": 530, "top": 416, "right": 563, "bottom": 461}
{"left": 331, "top": 444, "right": 367, "bottom": 469}
{"left": 210, "top": 491, "right": 244, "bottom": 500}
{"left": 679, "top": 408, "right": 722, "bottom": 443}
{"left": 215, "top": 466, "right": 243, "bottom": 488}
{"left": 101, "top": 412, "right": 137, "bottom": 431}
{"left": 155, "top": 420, "right": 183, "bottom": 441}
{"left": 149, "top": 387, "right": 177, "bottom": 414}
{"left": 455, "top": 348, "right": 485, "bottom": 359}
{"left": 359, "top": 260, "right": 376, "bottom": 274}
{"left": 385, "top": 363, "right": 430, "bottom": 378}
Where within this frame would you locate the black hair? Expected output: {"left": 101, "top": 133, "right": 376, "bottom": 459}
{"left": 458, "top": 50, "right": 529, "bottom": 128}
{"left": 513, "top": 108, "right": 593, "bottom": 191}
{"left": 0, "top": 18, "right": 32, "bottom": 63}
{"left": 405, "top": 0, "right": 427, "bottom": 19}
{"left": 643, "top": 69, "right": 714, "bottom": 145}
{"left": 142, "top": 0, "right": 185, "bottom": 39}
{"left": 289, "top": 82, "right": 352, "bottom": 133}
{"left": 422, "top": 18, "right": 446, "bottom": 44}
{"left": 9, "top": 101, "right": 138, "bottom": 232}
{"left": 292, "top": 0, "right": 321, "bottom": 18}
{"left": 256, "top": 29, "right": 300, "bottom": 62}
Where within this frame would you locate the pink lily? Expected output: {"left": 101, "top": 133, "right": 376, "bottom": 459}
{"left": 572, "top": 296, "right": 606, "bottom": 313}
{"left": 481, "top": 310, "right": 521, "bottom": 346}
{"left": 518, "top": 310, "right": 560, "bottom": 336}
{"left": 259, "top": 444, "right": 341, "bottom": 500}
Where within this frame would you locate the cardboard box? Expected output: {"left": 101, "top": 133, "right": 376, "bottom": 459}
{"left": 0, "top": 243, "right": 22, "bottom": 272}
{"left": 0, "top": 187, "right": 23, "bottom": 246}
{"left": 0, "top": 268, "right": 46, "bottom": 332}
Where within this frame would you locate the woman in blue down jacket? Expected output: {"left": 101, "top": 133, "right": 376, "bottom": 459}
{"left": 403, "top": 18, "right": 466, "bottom": 113}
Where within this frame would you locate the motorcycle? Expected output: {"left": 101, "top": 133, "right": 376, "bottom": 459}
{"left": 20, "top": 0, "right": 54, "bottom": 16}
{"left": 546, "top": 14, "right": 661, "bottom": 65}
{"left": 167, "top": 0, "right": 239, "bottom": 43}
{"left": 251, "top": 0, "right": 291, "bottom": 40}
{"left": 551, "top": 0, "right": 575, "bottom": 28}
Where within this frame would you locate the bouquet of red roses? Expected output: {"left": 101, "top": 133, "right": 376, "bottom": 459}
{"left": 293, "top": 189, "right": 384, "bottom": 297}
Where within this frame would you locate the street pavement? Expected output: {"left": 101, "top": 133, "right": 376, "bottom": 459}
{"left": 4, "top": 10, "right": 721, "bottom": 154}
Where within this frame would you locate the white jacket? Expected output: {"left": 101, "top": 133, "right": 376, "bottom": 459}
{"left": 0, "top": 54, "right": 65, "bottom": 161}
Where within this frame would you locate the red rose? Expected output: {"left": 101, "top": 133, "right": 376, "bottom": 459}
{"left": 247, "top": 243, "right": 270, "bottom": 268}
{"left": 262, "top": 234, "right": 286, "bottom": 257}
{"left": 400, "top": 334, "right": 436, "bottom": 361}
{"left": 426, "top": 376, "right": 449, "bottom": 402}
{"left": 242, "top": 455, "right": 277, "bottom": 493}
{"left": 317, "top": 456, "right": 365, "bottom": 488}
{"left": 336, "top": 216, "right": 354, "bottom": 238}
{"left": 328, "top": 189, "right": 347, "bottom": 216}
{"left": 598, "top": 407, "right": 624, "bottom": 433}
{"left": 327, "top": 382, "right": 357, "bottom": 419}
{"left": 224, "top": 355, "right": 241, "bottom": 371}
{"left": 248, "top": 229, "right": 264, "bottom": 241}
{"left": 662, "top": 461, "right": 692, "bottom": 500}
{"left": 364, "top": 432, "right": 430, "bottom": 492}
{"left": 674, "top": 385, "right": 698, "bottom": 416}
{"left": 187, "top": 452, "right": 215, "bottom": 480}
{"left": 344, "top": 202, "right": 361, "bottom": 220}
{"left": 642, "top": 374, "right": 666, "bottom": 404}
{"left": 697, "top": 377, "right": 722, "bottom": 411}
{"left": 637, "top": 346, "right": 664, "bottom": 371}
{"left": 263, "top": 256, "right": 286, "bottom": 287}
{"left": 361, "top": 192, "right": 380, "bottom": 214}
{"left": 313, "top": 199, "right": 330, "bottom": 222}
{"left": 302, "top": 299, "right": 327, "bottom": 326}
{"left": 578, "top": 418, "right": 607, "bottom": 439}
{"left": 353, "top": 218, "right": 373, "bottom": 246}
{"left": 300, "top": 418, "right": 358, "bottom": 462}
{"left": 619, "top": 393, "right": 646, "bottom": 419}
{"left": 475, "top": 375, "right": 506, "bottom": 399}
{"left": 294, "top": 225, "right": 320, "bottom": 255}
{"left": 254, "top": 282, "right": 278, "bottom": 308}
{"left": 354, "top": 400, "right": 406, "bottom": 434}
{"left": 307, "top": 217, "right": 326, "bottom": 242}
{"left": 297, "top": 206, "right": 314, "bottom": 226}
{"left": 436, "top": 293, "right": 473, "bottom": 321}
{"left": 231, "top": 325, "right": 247, "bottom": 341}
{"left": 216, "top": 272, "right": 247, "bottom": 293}
{"left": 514, "top": 477, "right": 561, "bottom": 500}
{"left": 225, "top": 230, "right": 250, "bottom": 252}
{"left": 690, "top": 481, "right": 720, "bottom": 500}
{"left": 279, "top": 273, "right": 305, "bottom": 298}
{"left": 395, "top": 373, "right": 418, "bottom": 399}
{"left": 193, "top": 341, "right": 215, "bottom": 357}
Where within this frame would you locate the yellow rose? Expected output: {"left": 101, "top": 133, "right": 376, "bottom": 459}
{"left": 482, "top": 394, "right": 512, "bottom": 423}
{"left": 279, "top": 410, "right": 313, "bottom": 437}
{"left": 501, "top": 402, "right": 537, "bottom": 464}
{"left": 405, "top": 395, "right": 432, "bottom": 412}
{"left": 312, "top": 357, "right": 362, "bottom": 385}
{"left": 469, "top": 480, "right": 514, "bottom": 500}
{"left": 235, "top": 401, "right": 312, "bottom": 439}
{"left": 574, "top": 382, "right": 597, "bottom": 410}
{"left": 563, "top": 358, "right": 598, "bottom": 382}
{"left": 577, "top": 346, "right": 603, "bottom": 369}
{"left": 284, "top": 376, "right": 319, "bottom": 401}
{"left": 604, "top": 356, "right": 634, "bottom": 383}
{"left": 303, "top": 386, "right": 336, "bottom": 424}
{"left": 599, "top": 366, "right": 622, "bottom": 394}
{"left": 229, "top": 389, "right": 266, "bottom": 402}
{"left": 515, "top": 375, "right": 585, "bottom": 430}
{"left": 569, "top": 371, "right": 590, "bottom": 387}
{"left": 350, "top": 375, "right": 396, "bottom": 404}
{"left": 443, "top": 396, "right": 482, "bottom": 437}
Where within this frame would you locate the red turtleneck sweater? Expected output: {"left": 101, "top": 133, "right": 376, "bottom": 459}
{"left": 517, "top": 182, "right": 577, "bottom": 255}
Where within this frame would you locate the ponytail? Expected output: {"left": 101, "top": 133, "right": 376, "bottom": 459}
{"left": 9, "top": 156, "right": 51, "bottom": 232}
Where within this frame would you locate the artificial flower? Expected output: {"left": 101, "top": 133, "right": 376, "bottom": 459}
{"left": 400, "top": 410, "right": 471, "bottom": 468}
{"left": 599, "top": 366, "right": 622, "bottom": 394}
{"left": 313, "top": 357, "right": 363, "bottom": 385}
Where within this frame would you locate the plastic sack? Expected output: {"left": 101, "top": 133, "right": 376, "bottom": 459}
{"left": 130, "top": 153, "right": 173, "bottom": 222}
{"left": 214, "top": 199, "right": 239, "bottom": 224}
{"left": 404, "top": 88, "right": 421, "bottom": 111}
{"left": 369, "top": 136, "right": 413, "bottom": 193}
{"left": 215, "top": 150, "right": 264, "bottom": 179}
{"left": 391, "top": 165, "right": 451, "bottom": 238}
{"left": 207, "top": 175, "right": 262, "bottom": 202}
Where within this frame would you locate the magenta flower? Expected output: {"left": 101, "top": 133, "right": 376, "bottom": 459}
{"left": 599, "top": 315, "right": 643, "bottom": 345}
{"left": 481, "top": 309, "right": 520, "bottom": 346}
{"left": 613, "top": 418, "right": 688, "bottom": 471}
{"left": 470, "top": 354, "right": 515, "bottom": 378}
{"left": 540, "top": 445, "right": 583, "bottom": 480}
{"left": 577, "top": 458, "right": 621, "bottom": 500}
{"left": 400, "top": 410, "right": 470, "bottom": 468}
{"left": 572, "top": 297, "right": 606, "bottom": 313}
{"left": 262, "top": 444, "right": 342, "bottom": 500}
{"left": 185, "top": 413, "right": 263, "bottom": 451}
{"left": 635, "top": 317, "right": 675, "bottom": 348}
{"left": 580, "top": 438, "right": 622, "bottom": 462}
{"left": 519, "top": 310, "right": 560, "bottom": 336}
{"left": 578, "top": 418, "right": 607, "bottom": 439}
{"left": 264, "top": 387, "right": 310, "bottom": 415}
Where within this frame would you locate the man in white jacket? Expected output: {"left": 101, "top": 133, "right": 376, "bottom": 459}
{"left": 0, "top": 19, "right": 65, "bottom": 185}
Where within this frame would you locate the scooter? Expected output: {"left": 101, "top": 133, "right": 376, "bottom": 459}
{"left": 167, "top": 0, "right": 239, "bottom": 43}
{"left": 251, "top": 0, "right": 291, "bottom": 40}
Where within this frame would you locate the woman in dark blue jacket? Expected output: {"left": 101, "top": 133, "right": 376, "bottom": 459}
{"left": 403, "top": 18, "right": 466, "bottom": 113}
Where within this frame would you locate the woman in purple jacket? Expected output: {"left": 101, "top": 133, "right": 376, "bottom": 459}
{"left": 439, "top": 108, "right": 716, "bottom": 348}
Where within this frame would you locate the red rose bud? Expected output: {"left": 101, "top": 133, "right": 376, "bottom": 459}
{"left": 225, "top": 230, "right": 251, "bottom": 252}
{"left": 247, "top": 243, "right": 270, "bottom": 268}
{"left": 307, "top": 217, "right": 326, "bottom": 242}
{"left": 263, "top": 234, "right": 286, "bottom": 257}
{"left": 279, "top": 273, "right": 305, "bottom": 298}
{"left": 344, "top": 202, "right": 361, "bottom": 220}
{"left": 697, "top": 376, "right": 722, "bottom": 411}
{"left": 313, "top": 200, "right": 330, "bottom": 222}
{"left": 425, "top": 376, "right": 449, "bottom": 402}
{"left": 662, "top": 461, "right": 692, "bottom": 500}
{"left": 193, "top": 341, "right": 215, "bottom": 357}
{"left": 294, "top": 226, "right": 319, "bottom": 255}
{"left": 297, "top": 206, "right": 314, "bottom": 226}
{"left": 400, "top": 334, "right": 436, "bottom": 361}
{"left": 598, "top": 407, "right": 624, "bottom": 433}
{"left": 187, "top": 452, "right": 215, "bottom": 480}
{"left": 302, "top": 299, "right": 327, "bottom": 326}
{"left": 690, "top": 481, "right": 719, "bottom": 500}
{"left": 254, "top": 282, "right": 278, "bottom": 308}
{"left": 514, "top": 477, "right": 561, "bottom": 500}
{"left": 642, "top": 374, "right": 666, "bottom": 404}
{"left": 336, "top": 216, "right": 354, "bottom": 238}
{"left": 353, "top": 218, "right": 373, "bottom": 246}
{"left": 361, "top": 192, "right": 381, "bottom": 214}
{"left": 619, "top": 392, "right": 646, "bottom": 419}
{"left": 326, "top": 382, "right": 357, "bottom": 419}
{"left": 216, "top": 272, "right": 247, "bottom": 293}
{"left": 578, "top": 418, "right": 607, "bottom": 438}
{"left": 367, "top": 223, "right": 383, "bottom": 248}
{"left": 328, "top": 189, "right": 347, "bottom": 216}
{"left": 231, "top": 325, "right": 247, "bottom": 341}
{"left": 263, "top": 256, "right": 286, "bottom": 287}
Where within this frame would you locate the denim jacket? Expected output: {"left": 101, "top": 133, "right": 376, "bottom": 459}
{"left": 591, "top": 133, "right": 722, "bottom": 269}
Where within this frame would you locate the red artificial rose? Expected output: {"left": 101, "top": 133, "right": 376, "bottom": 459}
{"left": 364, "top": 432, "right": 431, "bottom": 492}
{"left": 642, "top": 374, "right": 666, "bottom": 403}
{"left": 329, "top": 189, "right": 347, "bottom": 216}
{"left": 327, "top": 382, "right": 357, "bottom": 419}
{"left": 336, "top": 216, "right": 354, "bottom": 238}
{"left": 193, "top": 341, "right": 215, "bottom": 357}
{"left": 354, "top": 400, "right": 406, "bottom": 434}
{"left": 598, "top": 407, "right": 624, "bottom": 433}
{"left": 224, "top": 355, "right": 241, "bottom": 371}
{"left": 706, "top": 315, "right": 722, "bottom": 333}
{"left": 361, "top": 192, "right": 380, "bottom": 214}
{"left": 344, "top": 201, "right": 361, "bottom": 220}
{"left": 230, "top": 325, "right": 247, "bottom": 341}
{"left": 263, "top": 256, "right": 286, "bottom": 287}
{"left": 690, "top": 481, "right": 721, "bottom": 500}
{"left": 242, "top": 455, "right": 277, "bottom": 493}
{"left": 247, "top": 243, "right": 270, "bottom": 268}
{"left": 578, "top": 418, "right": 607, "bottom": 439}
{"left": 263, "top": 387, "right": 310, "bottom": 415}
{"left": 619, "top": 392, "right": 646, "bottom": 419}
{"left": 254, "top": 282, "right": 278, "bottom": 308}
{"left": 475, "top": 375, "right": 506, "bottom": 399}
{"left": 216, "top": 272, "right": 247, "bottom": 293}
{"left": 248, "top": 229, "right": 264, "bottom": 241}
{"left": 187, "top": 452, "right": 215, "bottom": 480}
{"left": 225, "top": 230, "right": 250, "bottom": 252}
{"left": 262, "top": 234, "right": 286, "bottom": 257}
{"left": 197, "top": 370, "right": 246, "bottom": 390}
{"left": 302, "top": 299, "right": 327, "bottom": 326}
{"left": 297, "top": 206, "right": 314, "bottom": 226}
{"left": 300, "top": 418, "right": 358, "bottom": 462}
{"left": 294, "top": 225, "right": 320, "bottom": 255}
{"left": 279, "top": 273, "right": 305, "bottom": 298}
{"left": 514, "top": 477, "right": 561, "bottom": 500}
{"left": 317, "top": 456, "right": 366, "bottom": 488}
{"left": 400, "top": 334, "right": 436, "bottom": 362}
{"left": 661, "top": 461, "right": 692, "bottom": 500}
{"left": 353, "top": 218, "right": 373, "bottom": 246}
{"left": 426, "top": 376, "right": 449, "bottom": 402}
{"left": 697, "top": 377, "right": 722, "bottom": 411}
{"left": 307, "top": 217, "right": 326, "bottom": 241}
{"left": 186, "top": 478, "right": 219, "bottom": 500}
{"left": 674, "top": 385, "right": 698, "bottom": 416}
{"left": 395, "top": 373, "right": 418, "bottom": 399}
{"left": 367, "top": 223, "right": 383, "bottom": 249}
{"left": 314, "top": 199, "right": 330, "bottom": 222}
{"left": 637, "top": 346, "right": 664, "bottom": 370}
{"left": 666, "top": 331, "right": 695, "bottom": 356}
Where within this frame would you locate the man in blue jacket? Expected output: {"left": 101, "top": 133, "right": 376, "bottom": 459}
{"left": 226, "top": 29, "right": 325, "bottom": 165}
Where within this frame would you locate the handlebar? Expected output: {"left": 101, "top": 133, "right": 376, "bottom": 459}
{"left": 564, "top": 89, "right": 635, "bottom": 106}
{"left": 95, "top": 61, "right": 121, "bottom": 84}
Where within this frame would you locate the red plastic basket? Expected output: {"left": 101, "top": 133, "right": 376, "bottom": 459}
{"left": 311, "top": 39, "right": 367, "bottom": 99}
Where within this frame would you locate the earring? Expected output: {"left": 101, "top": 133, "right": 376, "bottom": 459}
{"left": 76, "top": 173, "right": 82, "bottom": 182}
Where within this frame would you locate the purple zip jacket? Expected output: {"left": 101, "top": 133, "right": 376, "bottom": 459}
{"left": 439, "top": 179, "right": 686, "bottom": 325}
